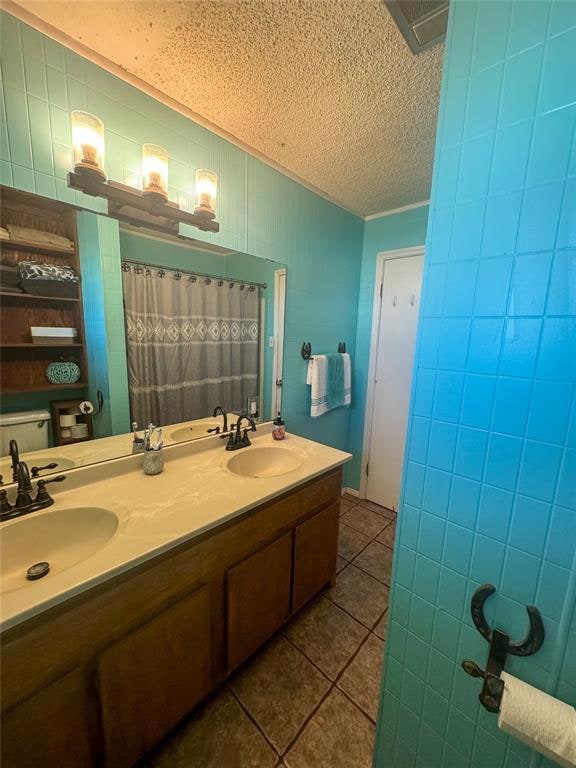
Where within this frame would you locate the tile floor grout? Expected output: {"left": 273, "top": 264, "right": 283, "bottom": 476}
{"left": 231, "top": 494, "right": 396, "bottom": 760}
{"left": 147, "top": 494, "right": 396, "bottom": 768}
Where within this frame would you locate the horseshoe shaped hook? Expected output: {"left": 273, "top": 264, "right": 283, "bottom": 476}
{"left": 462, "top": 584, "right": 545, "bottom": 712}
{"left": 471, "top": 583, "right": 545, "bottom": 656}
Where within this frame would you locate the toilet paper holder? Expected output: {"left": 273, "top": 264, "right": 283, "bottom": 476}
{"left": 461, "top": 583, "right": 545, "bottom": 713}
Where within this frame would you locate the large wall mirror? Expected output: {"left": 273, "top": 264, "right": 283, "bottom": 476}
{"left": 0, "top": 187, "right": 287, "bottom": 481}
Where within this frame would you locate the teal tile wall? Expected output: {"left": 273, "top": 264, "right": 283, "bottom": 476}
{"left": 375, "top": 2, "right": 576, "bottom": 766}
{"left": 347, "top": 206, "right": 430, "bottom": 488}
{"left": 0, "top": 11, "right": 363, "bottom": 452}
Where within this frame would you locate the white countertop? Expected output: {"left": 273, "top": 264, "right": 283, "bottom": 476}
{"left": 0, "top": 426, "right": 351, "bottom": 632}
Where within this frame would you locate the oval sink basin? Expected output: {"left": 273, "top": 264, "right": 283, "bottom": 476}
{"left": 170, "top": 420, "right": 222, "bottom": 442}
{"left": 0, "top": 507, "right": 118, "bottom": 594}
{"left": 227, "top": 447, "right": 303, "bottom": 478}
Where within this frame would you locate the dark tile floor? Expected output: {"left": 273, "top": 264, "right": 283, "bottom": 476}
{"left": 144, "top": 494, "right": 397, "bottom": 768}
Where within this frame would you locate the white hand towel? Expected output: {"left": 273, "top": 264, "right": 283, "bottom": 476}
{"left": 342, "top": 352, "right": 352, "bottom": 406}
{"left": 307, "top": 355, "right": 329, "bottom": 417}
{"left": 307, "top": 353, "right": 352, "bottom": 418}
{"left": 499, "top": 672, "right": 576, "bottom": 768}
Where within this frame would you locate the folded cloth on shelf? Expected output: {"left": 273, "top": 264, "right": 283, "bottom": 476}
{"left": 6, "top": 224, "right": 75, "bottom": 250}
{"left": 0, "top": 226, "right": 9, "bottom": 240}
{"left": 18, "top": 261, "right": 79, "bottom": 298}
{"left": 307, "top": 352, "right": 351, "bottom": 417}
{"left": 18, "top": 261, "right": 78, "bottom": 283}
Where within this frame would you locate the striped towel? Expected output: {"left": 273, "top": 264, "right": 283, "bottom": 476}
{"left": 307, "top": 353, "right": 351, "bottom": 417}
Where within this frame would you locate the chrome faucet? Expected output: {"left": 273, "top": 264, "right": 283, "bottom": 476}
{"left": 225, "top": 414, "right": 257, "bottom": 451}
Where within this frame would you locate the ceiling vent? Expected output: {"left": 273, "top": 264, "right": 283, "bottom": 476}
{"left": 385, "top": 1, "right": 449, "bottom": 53}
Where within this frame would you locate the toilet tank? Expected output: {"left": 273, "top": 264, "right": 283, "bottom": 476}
{"left": 0, "top": 410, "right": 51, "bottom": 455}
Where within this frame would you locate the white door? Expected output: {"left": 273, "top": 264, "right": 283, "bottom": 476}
{"left": 366, "top": 255, "right": 424, "bottom": 509}
{"left": 271, "top": 269, "right": 286, "bottom": 419}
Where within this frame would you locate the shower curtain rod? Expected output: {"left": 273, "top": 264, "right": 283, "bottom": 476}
{"left": 121, "top": 258, "right": 267, "bottom": 290}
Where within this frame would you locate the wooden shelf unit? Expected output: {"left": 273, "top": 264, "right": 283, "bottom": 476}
{"left": 0, "top": 291, "right": 81, "bottom": 303}
{"left": 0, "top": 237, "right": 77, "bottom": 257}
{"left": 0, "top": 186, "right": 89, "bottom": 396}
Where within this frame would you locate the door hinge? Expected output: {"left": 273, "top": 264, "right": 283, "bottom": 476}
{"left": 379, "top": 283, "right": 383, "bottom": 299}
{"left": 365, "top": 462, "right": 369, "bottom": 477}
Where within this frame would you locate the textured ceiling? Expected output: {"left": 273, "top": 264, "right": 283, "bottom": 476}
{"left": 13, "top": 0, "right": 444, "bottom": 216}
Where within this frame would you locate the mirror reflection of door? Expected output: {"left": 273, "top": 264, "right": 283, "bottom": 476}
{"left": 272, "top": 268, "right": 286, "bottom": 418}
{"left": 366, "top": 253, "right": 424, "bottom": 510}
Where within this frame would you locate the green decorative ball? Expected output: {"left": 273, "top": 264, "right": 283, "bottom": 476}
{"left": 46, "top": 360, "right": 81, "bottom": 385}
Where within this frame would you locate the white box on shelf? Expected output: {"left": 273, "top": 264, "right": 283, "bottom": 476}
{"left": 31, "top": 326, "right": 78, "bottom": 345}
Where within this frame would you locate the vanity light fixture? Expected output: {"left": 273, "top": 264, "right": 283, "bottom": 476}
{"left": 194, "top": 169, "right": 218, "bottom": 219}
{"left": 71, "top": 111, "right": 106, "bottom": 179}
{"left": 68, "top": 112, "right": 219, "bottom": 235}
{"left": 142, "top": 144, "right": 169, "bottom": 199}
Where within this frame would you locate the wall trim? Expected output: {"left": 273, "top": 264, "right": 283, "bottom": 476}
{"left": 2, "top": 1, "right": 364, "bottom": 220}
{"left": 341, "top": 487, "right": 360, "bottom": 498}
{"left": 364, "top": 200, "right": 430, "bottom": 221}
{"left": 360, "top": 245, "right": 425, "bottom": 501}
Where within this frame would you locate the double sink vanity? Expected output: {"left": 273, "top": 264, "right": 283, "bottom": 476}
{"left": 0, "top": 424, "right": 350, "bottom": 768}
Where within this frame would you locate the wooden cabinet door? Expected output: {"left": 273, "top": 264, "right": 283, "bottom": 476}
{"left": 97, "top": 585, "right": 211, "bottom": 768}
{"left": 1, "top": 667, "right": 96, "bottom": 768}
{"left": 227, "top": 532, "right": 292, "bottom": 671}
{"left": 293, "top": 502, "right": 339, "bottom": 612}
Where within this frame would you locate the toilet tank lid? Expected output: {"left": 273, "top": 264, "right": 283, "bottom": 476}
{"left": 0, "top": 410, "right": 51, "bottom": 427}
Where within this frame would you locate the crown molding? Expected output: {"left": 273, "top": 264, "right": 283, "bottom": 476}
{"left": 364, "top": 199, "right": 430, "bottom": 221}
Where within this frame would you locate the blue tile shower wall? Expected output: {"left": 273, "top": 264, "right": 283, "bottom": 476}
{"left": 0, "top": 11, "right": 363, "bottom": 450}
{"left": 375, "top": 2, "right": 576, "bottom": 767}
{"left": 348, "top": 206, "right": 430, "bottom": 489}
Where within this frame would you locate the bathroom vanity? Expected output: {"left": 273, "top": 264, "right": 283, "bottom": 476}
{"left": 0, "top": 429, "right": 349, "bottom": 768}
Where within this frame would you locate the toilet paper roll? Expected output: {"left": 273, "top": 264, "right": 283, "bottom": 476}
{"left": 59, "top": 414, "right": 77, "bottom": 427}
{"left": 78, "top": 400, "right": 94, "bottom": 415}
{"left": 499, "top": 672, "right": 576, "bottom": 768}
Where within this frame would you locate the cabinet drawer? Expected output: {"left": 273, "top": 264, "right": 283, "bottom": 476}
{"left": 300, "top": 471, "right": 342, "bottom": 515}
{"left": 227, "top": 533, "right": 292, "bottom": 671}
{"left": 1, "top": 667, "right": 96, "bottom": 768}
{"left": 293, "top": 502, "right": 339, "bottom": 612}
{"left": 97, "top": 585, "right": 211, "bottom": 768}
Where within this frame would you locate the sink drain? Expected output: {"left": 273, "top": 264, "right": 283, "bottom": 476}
{"left": 26, "top": 562, "right": 50, "bottom": 581}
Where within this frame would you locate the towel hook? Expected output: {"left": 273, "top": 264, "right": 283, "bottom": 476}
{"left": 461, "top": 584, "right": 545, "bottom": 713}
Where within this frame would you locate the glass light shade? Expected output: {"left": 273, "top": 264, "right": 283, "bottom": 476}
{"left": 71, "top": 111, "right": 106, "bottom": 178}
{"left": 194, "top": 169, "right": 218, "bottom": 218}
{"left": 142, "top": 144, "right": 169, "bottom": 198}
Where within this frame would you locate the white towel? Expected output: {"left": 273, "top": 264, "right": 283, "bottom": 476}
{"left": 307, "top": 352, "right": 351, "bottom": 418}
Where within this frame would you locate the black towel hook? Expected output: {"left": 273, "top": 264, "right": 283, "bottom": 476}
{"left": 301, "top": 341, "right": 346, "bottom": 360}
{"left": 462, "top": 584, "right": 545, "bottom": 713}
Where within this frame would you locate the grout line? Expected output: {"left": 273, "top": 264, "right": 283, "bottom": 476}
{"left": 152, "top": 501, "right": 396, "bottom": 764}
{"left": 226, "top": 682, "right": 283, "bottom": 757}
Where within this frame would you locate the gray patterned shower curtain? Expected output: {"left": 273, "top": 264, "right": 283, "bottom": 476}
{"left": 122, "top": 265, "right": 260, "bottom": 428}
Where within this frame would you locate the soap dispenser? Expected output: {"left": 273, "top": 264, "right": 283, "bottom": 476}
{"left": 272, "top": 413, "right": 285, "bottom": 441}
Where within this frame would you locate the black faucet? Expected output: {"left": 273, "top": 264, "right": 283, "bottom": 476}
{"left": 9, "top": 439, "right": 20, "bottom": 483}
{"left": 225, "top": 414, "right": 257, "bottom": 451}
{"left": 31, "top": 462, "right": 59, "bottom": 478}
{"left": 0, "top": 468, "right": 67, "bottom": 521}
{"left": 15, "top": 461, "right": 33, "bottom": 510}
{"left": 208, "top": 405, "right": 229, "bottom": 435}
